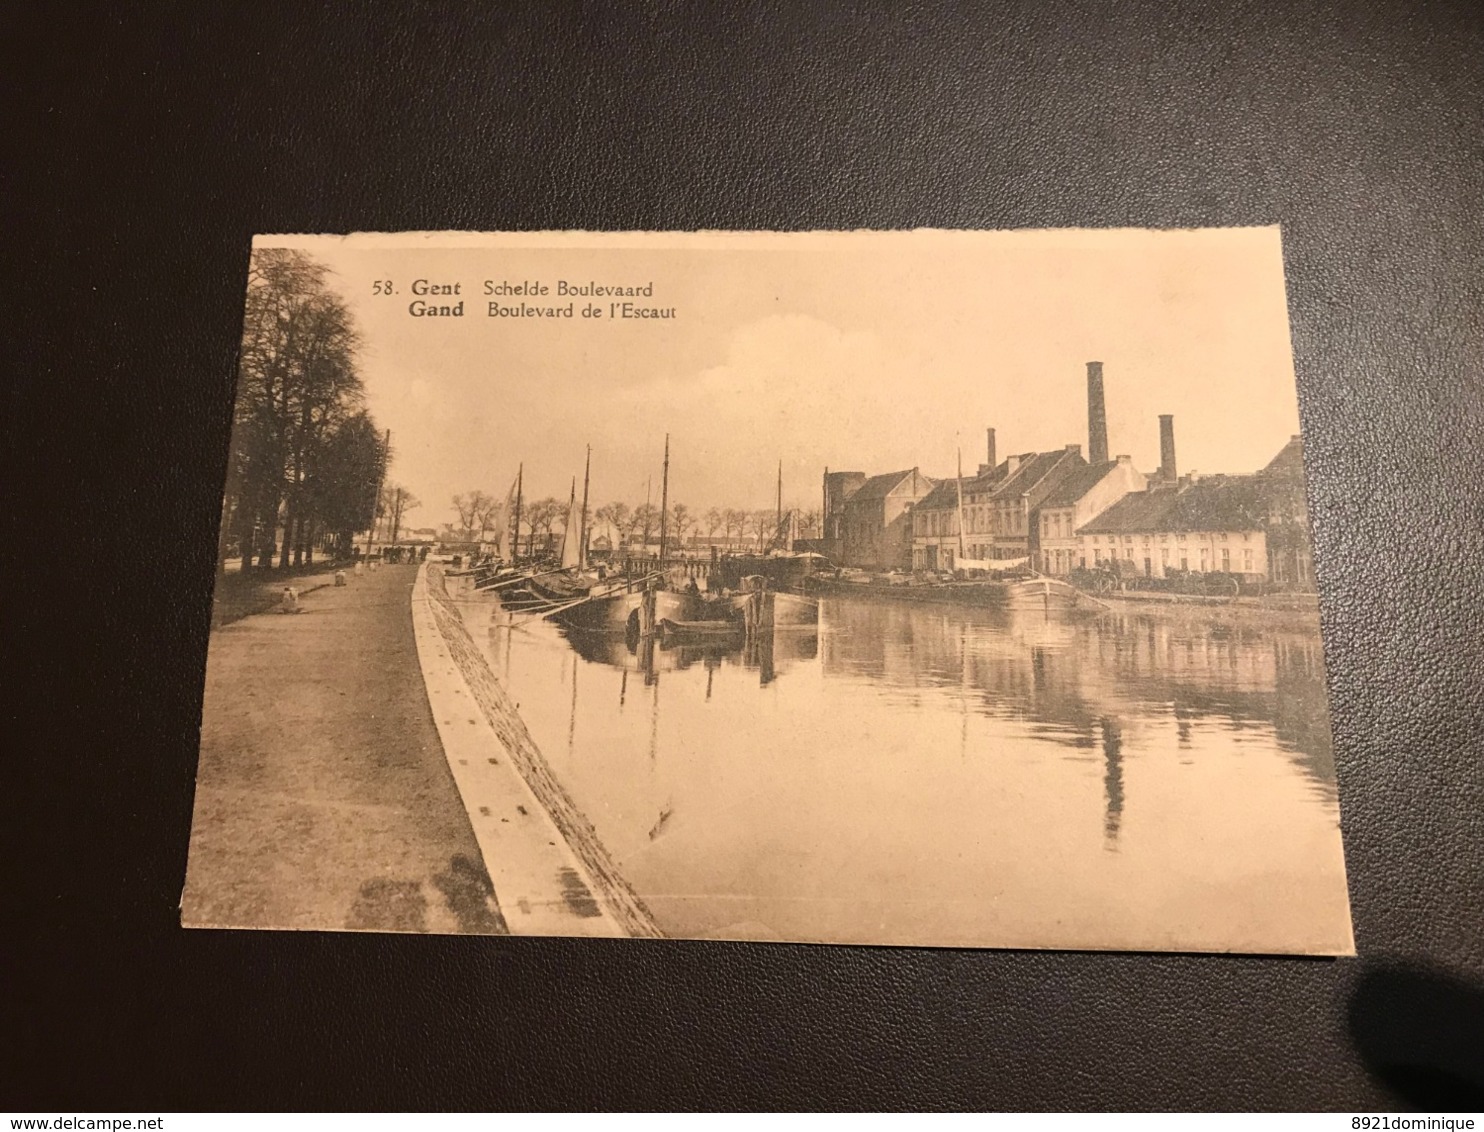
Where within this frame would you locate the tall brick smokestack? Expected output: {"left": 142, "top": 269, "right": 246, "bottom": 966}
{"left": 1087, "top": 361, "right": 1109, "bottom": 465}
{"left": 986, "top": 427, "right": 997, "bottom": 470}
{"left": 1158, "top": 414, "right": 1177, "bottom": 482}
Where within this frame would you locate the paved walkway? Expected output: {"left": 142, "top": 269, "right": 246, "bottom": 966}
{"left": 182, "top": 563, "right": 507, "bottom": 934}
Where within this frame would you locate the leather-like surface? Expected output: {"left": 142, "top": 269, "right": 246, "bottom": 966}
{"left": 7, "top": 1, "right": 1482, "bottom": 1110}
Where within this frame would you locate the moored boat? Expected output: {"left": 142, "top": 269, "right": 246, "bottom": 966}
{"left": 1004, "top": 576, "right": 1083, "bottom": 611}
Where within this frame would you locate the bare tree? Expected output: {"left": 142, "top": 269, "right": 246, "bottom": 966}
{"left": 451, "top": 491, "right": 492, "bottom": 540}
{"left": 594, "top": 501, "right": 630, "bottom": 543}
{"left": 525, "top": 497, "right": 565, "bottom": 553}
{"left": 705, "top": 507, "right": 723, "bottom": 542}
{"left": 722, "top": 508, "right": 746, "bottom": 545}
{"left": 669, "top": 503, "right": 693, "bottom": 550}
{"left": 631, "top": 503, "right": 659, "bottom": 549}
{"left": 750, "top": 509, "right": 774, "bottom": 550}
{"left": 382, "top": 484, "right": 420, "bottom": 544}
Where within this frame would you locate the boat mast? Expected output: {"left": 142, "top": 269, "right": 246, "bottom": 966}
{"left": 822, "top": 466, "right": 829, "bottom": 544}
{"left": 580, "top": 444, "right": 591, "bottom": 568}
{"left": 512, "top": 462, "right": 523, "bottom": 563}
{"left": 658, "top": 433, "right": 670, "bottom": 559}
{"left": 563, "top": 477, "right": 577, "bottom": 566}
{"left": 776, "top": 460, "right": 783, "bottom": 546}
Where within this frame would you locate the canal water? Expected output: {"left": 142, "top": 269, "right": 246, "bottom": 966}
{"left": 453, "top": 583, "right": 1352, "bottom": 953}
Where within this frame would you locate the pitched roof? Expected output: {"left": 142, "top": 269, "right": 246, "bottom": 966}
{"left": 1260, "top": 435, "right": 1305, "bottom": 479}
{"left": 845, "top": 468, "right": 927, "bottom": 503}
{"left": 1039, "top": 461, "right": 1121, "bottom": 508}
{"left": 992, "top": 450, "right": 1083, "bottom": 500}
{"left": 1078, "top": 476, "right": 1266, "bottom": 534}
{"left": 914, "top": 478, "right": 968, "bottom": 511}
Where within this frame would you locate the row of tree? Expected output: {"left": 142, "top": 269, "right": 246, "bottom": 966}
{"left": 448, "top": 491, "right": 823, "bottom": 552}
{"left": 219, "top": 249, "right": 387, "bottom": 572}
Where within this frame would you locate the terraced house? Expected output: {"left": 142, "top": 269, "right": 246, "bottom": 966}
{"left": 1076, "top": 476, "right": 1268, "bottom": 579}
{"left": 1035, "top": 454, "right": 1149, "bottom": 575}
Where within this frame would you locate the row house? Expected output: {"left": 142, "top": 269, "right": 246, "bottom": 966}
{"left": 984, "top": 446, "right": 1087, "bottom": 565}
{"left": 838, "top": 468, "right": 935, "bottom": 570}
{"left": 910, "top": 446, "right": 1087, "bottom": 570}
{"left": 910, "top": 477, "right": 970, "bottom": 570}
{"left": 1036, "top": 456, "right": 1149, "bottom": 575}
{"left": 1076, "top": 476, "right": 1269, "bottom": 579}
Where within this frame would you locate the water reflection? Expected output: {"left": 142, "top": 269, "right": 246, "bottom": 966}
{"left": 457, "top": 582, "right": 1345, "bottom": 951}
{"left": 557, "top": 617, "right": 819, "bottom": 687}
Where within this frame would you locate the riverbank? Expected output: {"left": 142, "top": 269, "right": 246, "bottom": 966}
{"left": 416, "top": 565, "right": 658, "bottom": 938}
{"left": 815, "top": 578, "right": 1321, "bottom": 629}
{"left": 1087, "top": 590, "right": 1323, "bottom": 630}
{"left": 182, "top": 562, "right": 507, "bottom": 934}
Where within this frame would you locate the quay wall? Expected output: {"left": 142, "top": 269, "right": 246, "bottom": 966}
{"left": 418, "top": 564, "right": 662, "bottom": 938}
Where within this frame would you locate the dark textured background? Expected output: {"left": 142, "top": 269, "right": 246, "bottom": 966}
{"left": 7, "top": 0, "right": 1483, "bottom": 1111}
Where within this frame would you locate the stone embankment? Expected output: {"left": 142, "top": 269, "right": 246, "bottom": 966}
{"left": 414, "top": 563, "right": 661, "bottom": 938}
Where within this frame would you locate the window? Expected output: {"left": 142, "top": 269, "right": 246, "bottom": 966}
{"left": 1243, "top": 549, "right": 1253, "bottom": 571}
{"left": 1161, "top": 549, "right": 1169, "bottom": 564}
{"left": 1221, "top": 548, "right": 1230, "bottom": 570}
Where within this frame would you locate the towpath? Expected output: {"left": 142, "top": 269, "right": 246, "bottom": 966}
{"left": 182, "top": 563, "right": 507, "bottom": 934}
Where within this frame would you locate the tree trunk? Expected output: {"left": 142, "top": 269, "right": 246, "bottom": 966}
{"left": 257, "top": 493, "right": 279, "bottom": 571}
{"left": 237, "top": 497, "right": 255, "bottom": 574}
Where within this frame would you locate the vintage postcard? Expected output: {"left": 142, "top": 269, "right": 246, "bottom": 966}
{"left": 183, "top": 228, "right": 1354, "bottom": 954}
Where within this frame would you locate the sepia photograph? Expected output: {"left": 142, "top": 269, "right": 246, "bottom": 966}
{"left": 182, "top": 228, "right": 1354, "bottom": 954}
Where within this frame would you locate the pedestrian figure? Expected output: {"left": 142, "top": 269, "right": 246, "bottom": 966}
{"left": 280, "top": 586, "right": 299, "bottom": 614}
{"left": 334, "top": 570, "right": 347, "bottom": 587}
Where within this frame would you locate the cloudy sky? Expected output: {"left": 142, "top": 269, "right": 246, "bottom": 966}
{"left": 256, "top": 229, "right": 1303, "bottom": 527}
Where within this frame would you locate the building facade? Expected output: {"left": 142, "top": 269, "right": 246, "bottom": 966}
{"left": 839, "top": 468, "right": 935, "bottom": 569}
{"left": 1075, "top": 476, "right": 1269, "bottom": 579}
{"left": 910, "top": 478, "right": 971, "bottom": 570}
{"left": 986, "top": 446, "right": 1087, "bottom": 565}
{"left": 1036, "top": 456, "right": 1148, "bottom": 574}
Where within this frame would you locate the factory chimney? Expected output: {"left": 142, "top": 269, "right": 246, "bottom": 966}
{"left": 986, "top": 427, "right": 997, "bottom": 470}
{"left": 1158, "top": 414, "right": 1177, "bottom": 482}
{"left": 1087, "top": 361, "right": 1109, "bottom": 465}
